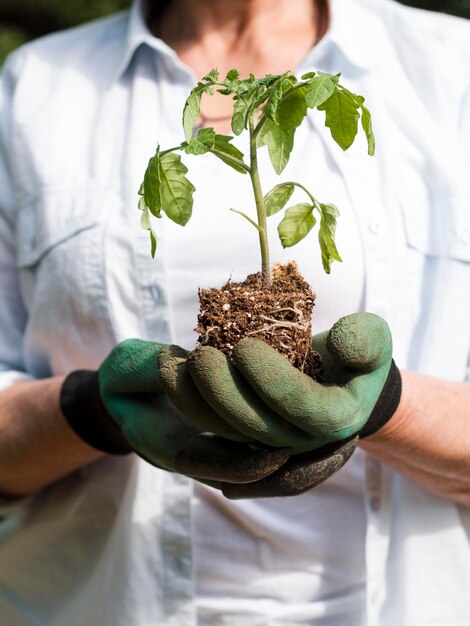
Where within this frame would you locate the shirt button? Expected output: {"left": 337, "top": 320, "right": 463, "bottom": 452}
{"left": 369, "top": 495, "right": 381, "bottom": 512}
{"left": 368, "top": 220, "right": 382, "bottom": 235}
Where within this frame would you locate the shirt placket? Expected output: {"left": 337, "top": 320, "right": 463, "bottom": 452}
{"left": 313, "top": 115, "right": 395, "bottom": 624}
{"left": 124, "top": 46, "right": 196, "bottom": 625}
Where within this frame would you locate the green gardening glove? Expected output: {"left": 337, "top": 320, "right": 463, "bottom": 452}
{"left": 172, "top": 313, "right": 401, "bottom": 497}
{"left": 60, "top": 339, "right": 291, "bottom": 485}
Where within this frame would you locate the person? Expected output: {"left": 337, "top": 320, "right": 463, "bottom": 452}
{"left": 0, "top": 0, "right": 469, "bottom": 624}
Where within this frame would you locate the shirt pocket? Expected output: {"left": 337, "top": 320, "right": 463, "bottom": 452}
{"left": 399, "top": 185, "right": 470, "bottom": 263}
{"left": 397, "top": 186, "right": 470, "bottom": 379}
{"left": 17, "top": 187, "right": 102, "bottom": 268}
{"left": 15, "top": 186, "right": 116, "bottom": 374}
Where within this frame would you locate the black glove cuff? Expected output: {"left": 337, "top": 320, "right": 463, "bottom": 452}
{"left": 358, "top": 360, "right": 402, "bottom": 439}
{"left": 60, "top": 370, "right": 132, "bottom": 455}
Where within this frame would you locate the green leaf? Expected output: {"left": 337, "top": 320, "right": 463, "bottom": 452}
{"left": 203, "top": 68, "right": 219, "bottom": 82}
{"left": 226, "top": 68, "right": 240, "bottom": 81}
{"left": 210, "top": 134, "right": 248, "bottom": 174}
{"left": 159, "top": 152, "right": 195, "bottom": 225}
{"left": 301, "top": 71, "right": 316, "bottom": 80}
{"left": 149, "top": 229, "right": 158, "bottom": 257}
{"left": 184, "top": 127, "right": 216, "bottom": 155}
{"left": 140, "top": 206, "right": 151, "bottom": 229}
{"left": 304, "top": 73, "right": 339, "bottom": 109}
{"left": 140, "top": 207, "right": 158, "bottom": 257}
{"left": 360, "top": 103, "right": 375, "bottom": 156}
{"left": 182, "top": 89, "right": 202, "bottom": 141}
{"left": 318, "top": 203, "right": 342, "bottom": 273}
{"left": 318, "top": 88, "right": 360, "bottom": 150}
{"left": 278, "top": 203, "right": 316, "bottom": 248}
{"left": 264, "top": 183, "right": 295, "bottom": 217}
{"left": 264, "top": 78, "right": 286, "bottom": 124}
{"left": 257, "top": 119, "right": 295, "bottom": 174}
{"left": 143, "top": 152, "right": 162, "bottom": 218}
{"left": 232, "top": 97, "right": 249, "bottom": 135}
{"left": 277, "top": 88, "right": 307, "bottom": 130}
{"left": 243, "top": 86, "right": 270, "bottom": 125}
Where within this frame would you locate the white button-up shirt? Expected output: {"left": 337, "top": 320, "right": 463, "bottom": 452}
{"left": 0, "top": 0, "right": 470, "bottom": 624}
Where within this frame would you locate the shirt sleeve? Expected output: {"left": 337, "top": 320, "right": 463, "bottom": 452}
{"left": 0, "top": 53, "right": 33, "bottom": 392}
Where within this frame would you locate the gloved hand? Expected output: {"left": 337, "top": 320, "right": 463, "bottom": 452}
{"left": 60, "top": 339, "right": 291, "bottom": 485}
{"left": 169, "top": 313, "right": 401, "bottom": 498}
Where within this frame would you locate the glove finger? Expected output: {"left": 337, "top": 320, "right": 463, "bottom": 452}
{"left": 220, "top": 437, "right": 357, "bottom": 498}
{"left": 159, "top": 345, "right": 249, "bottom": 442}
{"left": 103, "top": 339, "right": 164, "bottom": 394}
{"left": 233, "top": 338, "right": 359, "bottom": 440}
{"left": 326, "top": 313, "right": 392, "bottom": 372}
{"left": 187, "top": 346, "right": 315, "bottom": 450}
{"left": 175, "top": 433, "right": 291, "bottom": 483}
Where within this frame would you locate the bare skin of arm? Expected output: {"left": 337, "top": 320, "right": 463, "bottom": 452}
{"left": 1, "top": 368, "right": 469, "bottom": 505}
{"left": 0, "top": 377, "right": 103, "bottom": 497}
{"left": 359, "top": 370, "right": 470, "bottom": 506}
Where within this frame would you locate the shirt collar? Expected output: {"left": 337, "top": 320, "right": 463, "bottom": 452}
{"left": 301, "top": 0, "right": 380, "bottom": 74}
{"left": 114, "top": 0, "right": 183, "bottom": 80}
{"left": 114, "top": 0, "right": 378, "bottom": 81}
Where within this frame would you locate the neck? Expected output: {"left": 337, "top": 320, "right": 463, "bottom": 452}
{"left": 151, "top": 0, "right": 328, "bottom": 77}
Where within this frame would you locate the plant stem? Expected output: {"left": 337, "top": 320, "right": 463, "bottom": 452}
{"left": 229, "top": 208, "right": 263, "bottom": 233}
{"left": 249, "top": 117, "right": 271, "bottom": 284}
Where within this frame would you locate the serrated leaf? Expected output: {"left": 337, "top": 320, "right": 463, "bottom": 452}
{"left": 360, "top": 103, "right": 375, "bottom": 156}
{"left": 264, "top": 183, "right": 295, "bottom": 217}
{"left": 318, "top": 88, "right": 360, "bottom": 150}
{"left": 203, "top": 68, "right": 219, "bottom": 82}
{"left": 318, "top": 203, "right": 342, "bottom": 273}
{"left": 232, "top": 97, "right": 249, "bottom": 135}
{"left": 226, "top": 68, "right": 240, "bottom": 81}
{"left": 244, "top": 86, "right": 270, "bottom": 123}
{"left": 264, "top": 78, "right": 285, "bottom": 124}
{"left": 258, "top": 119, "right": 295, "bottom": 174}
{"left": 143, "top": 153, "right": 162, "bottom": 218}
{"left": 184, "top": 127, "right": 216, "bottom": 155}
{"left": 182, "top": 89, "right": 202, "bottom": 141}
{"left": 210, "top": 134, "right": 248, "bottom": 174}
{"left": 278, "top": 203, "right": 316, "bottom": 247}
{"left": 159, "top": 152, "right": 195, "bottom": 225}
{"left": 304, "top": 73, "right": 339, "bottom": 108}
{"left": 277, "top": 88, "right": 307, "bottom": 130}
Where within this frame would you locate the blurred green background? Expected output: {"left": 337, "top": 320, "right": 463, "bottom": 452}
{"left": 0, "top": 0, "right": 469, "bottom": 64}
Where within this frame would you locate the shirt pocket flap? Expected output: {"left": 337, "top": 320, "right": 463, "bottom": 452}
{"left": 399, "top": 187, "right": 470, "bottom": 262}
{"left": 17, "top": 188, "right": 104, "bottom": 267}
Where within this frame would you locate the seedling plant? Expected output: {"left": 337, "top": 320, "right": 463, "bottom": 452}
{"left": 138, "top": 68, "right": 374, "bottom": 283}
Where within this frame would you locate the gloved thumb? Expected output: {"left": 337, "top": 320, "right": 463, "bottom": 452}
{"left": 326, "top": 313, "right": 392, "bottom": 372}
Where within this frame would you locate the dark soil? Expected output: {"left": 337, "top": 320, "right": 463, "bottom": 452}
{"left": 196, "top": 261, "right": 322, "bottom": 379}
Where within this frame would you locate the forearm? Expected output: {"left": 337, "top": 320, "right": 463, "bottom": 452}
{"left": 359, "top": 370, "right": 470, "bottom": 506}
{"left": 0, "top": 376, "right": 104, "bottom": 497}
